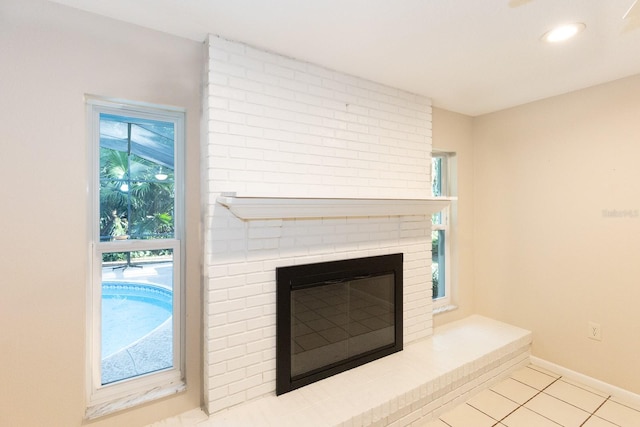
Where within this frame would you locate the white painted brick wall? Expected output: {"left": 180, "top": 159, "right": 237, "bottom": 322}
{"left": 206, "top": 36, "right": 431, "bottom": 200}
{"left": 204, "top": 35, "right": 434, "bottom": 414}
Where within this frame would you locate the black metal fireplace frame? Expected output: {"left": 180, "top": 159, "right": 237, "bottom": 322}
{"left": 276, "top": 253, "right": 403, "bottom": 395}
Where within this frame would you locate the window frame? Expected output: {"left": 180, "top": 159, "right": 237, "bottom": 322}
{"left": 431, "top": 152, "right": 454, "bottom": 311}
{"left": 85, "top": 97, "right": 186, "bottom": 418}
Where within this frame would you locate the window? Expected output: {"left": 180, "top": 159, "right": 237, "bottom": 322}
{"left": 86, "top": 98, "right": 185, "bottom": 417}
{"left": 431, "top": 152, "right": 453, "bottom": 309}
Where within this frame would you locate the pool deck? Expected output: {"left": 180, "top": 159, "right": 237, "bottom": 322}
{"left": 102, "top": 261, "right": 174, "bottom": 288}
{"left": 102, "top": 318, "right": 173, "bottom": 384}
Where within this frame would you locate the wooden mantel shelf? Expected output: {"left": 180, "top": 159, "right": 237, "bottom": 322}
{"left": 216, "top": 193, "right": 455, "bottom": 220}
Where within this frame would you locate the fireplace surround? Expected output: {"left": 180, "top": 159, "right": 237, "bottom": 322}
{"left": 276, "top": 253, "right": 403, "bottom": 394}
{"left": 205, "top": 35, "right": 441, "bottom": 413}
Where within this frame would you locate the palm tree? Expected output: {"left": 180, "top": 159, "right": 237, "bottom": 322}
{"left": 99, "top": 149, "right": 129, "bottom": 241}
{"left": 99, "top": 148, "right": 174, "bottom": 241}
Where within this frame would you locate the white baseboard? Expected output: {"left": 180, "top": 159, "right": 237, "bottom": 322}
{"left": 531, "top": 356, "right": 640, "bottom": 408}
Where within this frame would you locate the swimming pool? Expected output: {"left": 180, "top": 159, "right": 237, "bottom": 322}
{"left": 101, "top": 281, "right": 173, "bottom": 359}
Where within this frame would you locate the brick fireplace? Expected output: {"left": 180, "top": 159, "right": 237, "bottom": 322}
{"left": 203, "top": 35, "right": 436, "bottom": 414}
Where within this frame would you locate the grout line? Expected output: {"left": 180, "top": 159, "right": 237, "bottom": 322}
{"left": 527, "top": 364, "right": 561, "bottom": 379}
{"left": 510, "top": 372, "right": 561, "bottom": 401}
{"left": 539, "top": 381, "right": 608, "bottom": 415}
{"left": 492, "top": 374, "right": 564, "bottom": 426}
{"left": 608, "top": 396, "right": 640, "bottom": 413}
{"left": 579, "top": 396, "right": 621, "bottom": 427}
{"left": 440, "top": 418, "right": 453, "bottom": 427}
{"left": 557, "top": 376, "right": 611, "bottom": 399}
{"left": 464, "top": 399, "right": 502, "bottom": 426}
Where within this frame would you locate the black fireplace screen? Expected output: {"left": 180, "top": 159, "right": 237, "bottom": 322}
{"left": 276, "top": 253, "right": 403, "bottom": 395}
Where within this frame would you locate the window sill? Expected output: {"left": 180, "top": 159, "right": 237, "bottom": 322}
{"left": 433, "top": 304, "right": 458, "bottom": 315}
{"left": 86, "top": 380, "right": 186, "bottom": 419}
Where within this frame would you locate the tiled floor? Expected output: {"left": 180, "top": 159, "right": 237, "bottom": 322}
{"left": 426, "top": 365, "right": 640, "bottom": 427}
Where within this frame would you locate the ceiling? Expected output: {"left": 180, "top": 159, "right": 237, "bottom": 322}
{"left": 48, "top": 0, "right": 640, "bottom": 116}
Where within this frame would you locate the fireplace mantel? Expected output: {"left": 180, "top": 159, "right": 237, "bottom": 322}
{"left": 216, "top": 194, "right": 455, "bottom": 220}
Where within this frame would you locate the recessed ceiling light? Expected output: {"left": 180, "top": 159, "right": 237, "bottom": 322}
{"left": 542, "top": 22, "right": 586, "bottom": 43}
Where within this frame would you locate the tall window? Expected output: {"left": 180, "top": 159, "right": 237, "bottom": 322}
{"left": 431, "top": 152, "right": 452, "bottom": 308}
{"left": 87, "top": 98, "right": 184, "bottom": 416}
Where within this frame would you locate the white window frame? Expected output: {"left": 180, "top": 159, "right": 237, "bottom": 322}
{"left": 85, "top": 97, "right": 185, "bottom": 418}
{"left": 432, "top": 152, "right": 454, "bottom": 311}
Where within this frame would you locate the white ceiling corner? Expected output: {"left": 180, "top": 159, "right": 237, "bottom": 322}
{"left": 46, "top": 0, "right": 640, "bottom": 116}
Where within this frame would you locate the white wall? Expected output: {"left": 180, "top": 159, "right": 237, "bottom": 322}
{"left": 204, "top": 36, "right": 435, "bottom": 413}
{"left": 0, "top": 1, "right": 203, "bottom": 425}
{"left": 473, "top": 73, "right": 640, "bottom": 394}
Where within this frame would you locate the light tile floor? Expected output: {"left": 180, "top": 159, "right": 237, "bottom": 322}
{"left": 425, "top": 365, "right": 640, "bottom": 427}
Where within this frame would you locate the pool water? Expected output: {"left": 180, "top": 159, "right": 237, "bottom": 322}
{"left": 101, "top": 282, "right": 173, "bottom": 359}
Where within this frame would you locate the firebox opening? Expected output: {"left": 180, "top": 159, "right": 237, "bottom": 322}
{"left": 276, "top": 253, "right": 403, "bottom": 395}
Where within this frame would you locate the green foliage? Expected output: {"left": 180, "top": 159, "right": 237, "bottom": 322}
{"left": 99, "top": 147, "right": 174, "bottom": 241}
{"left": 432, "top": 266, "right": 439, "bottom": 298}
